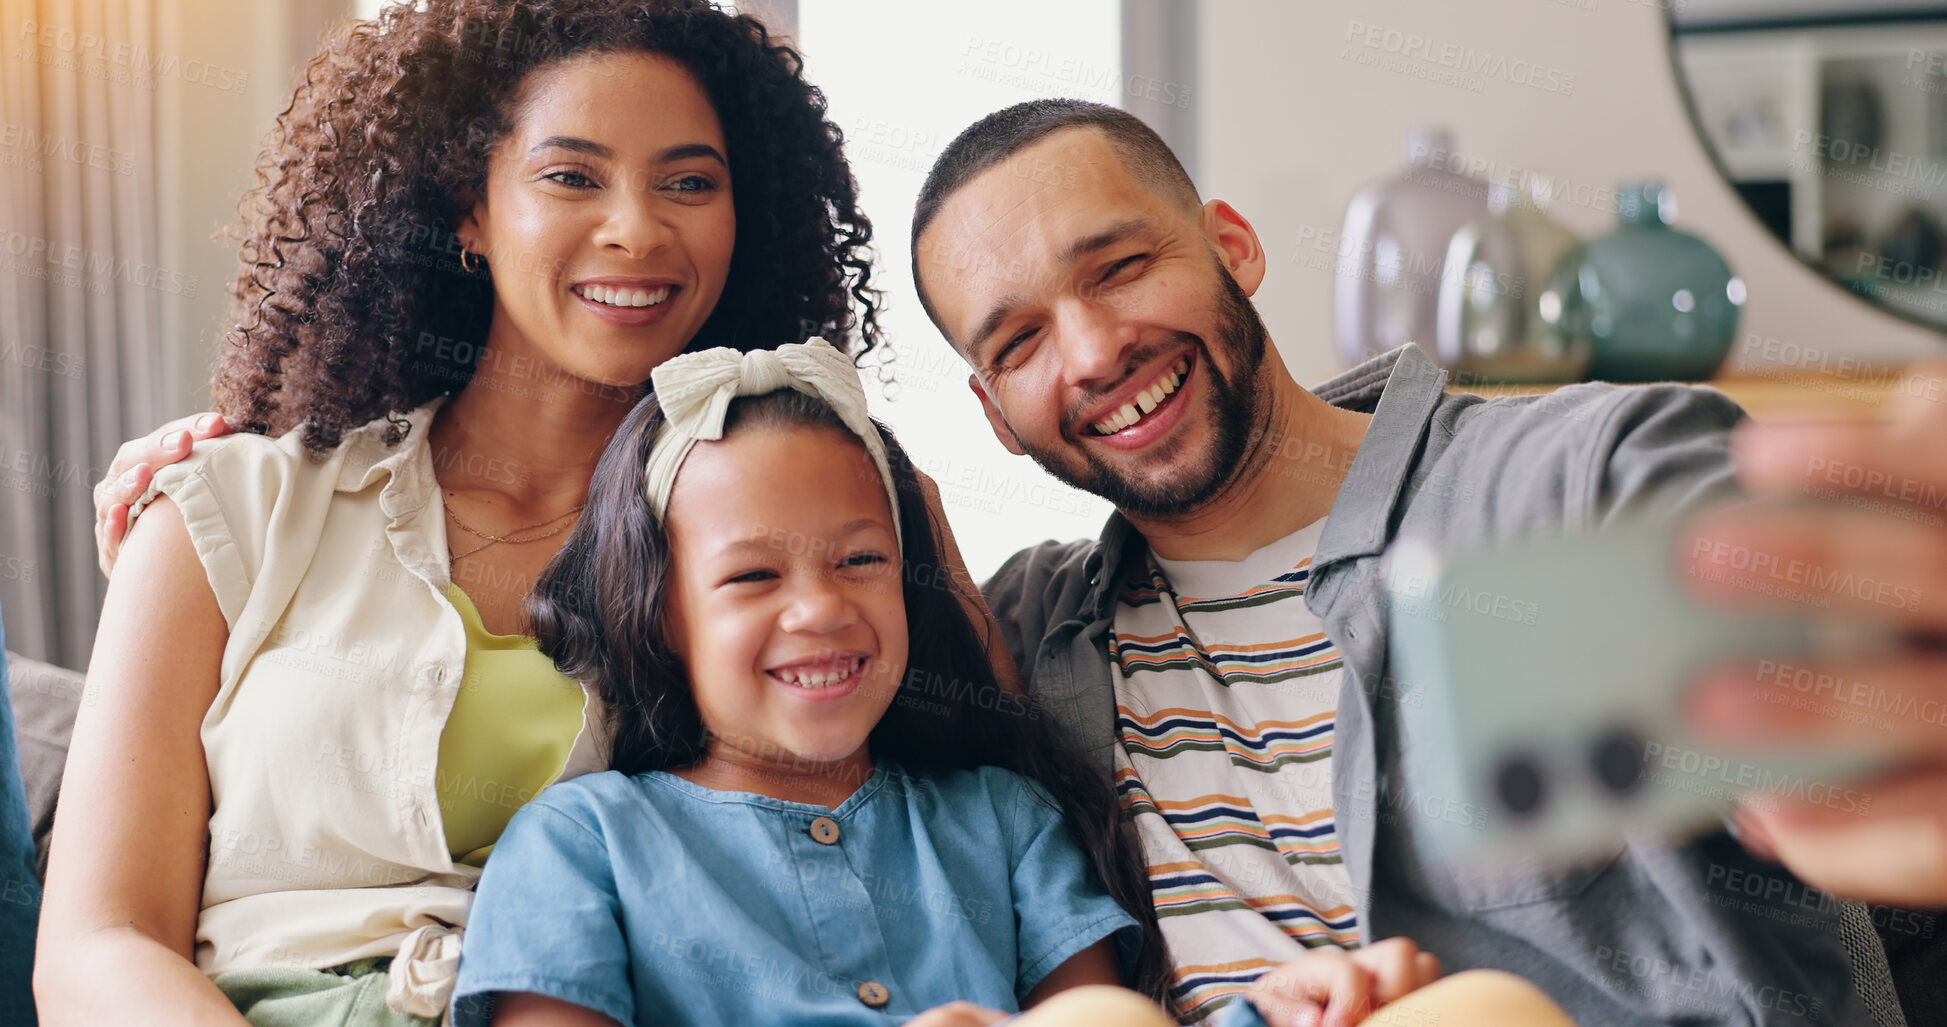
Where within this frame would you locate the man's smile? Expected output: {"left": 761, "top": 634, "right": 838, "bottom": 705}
{"left": 1079, "top": 350, "right": 1198, "bottom": 452}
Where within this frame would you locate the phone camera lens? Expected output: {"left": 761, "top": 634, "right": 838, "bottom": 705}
{"left": 1591, "top": 729, "right": 1646, "bottom": 796}
{"left": 1494, "top": 755, "right": 1546, "bottom": 817}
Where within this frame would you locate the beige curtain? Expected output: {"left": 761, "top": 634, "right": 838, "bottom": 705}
{"left": 0, "top": 0, "right": 166, "bottom": 668}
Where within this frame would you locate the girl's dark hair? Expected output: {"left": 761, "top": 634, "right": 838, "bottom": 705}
{"left": 216, "top": 0, "right": 880, "bottom": 452}
{"left": 529, "top": 390, "right": 1167, "bottom": 1002}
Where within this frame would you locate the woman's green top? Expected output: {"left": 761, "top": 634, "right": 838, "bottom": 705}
{"left": 436, "top": 585, "right": 585, "bottom": 866}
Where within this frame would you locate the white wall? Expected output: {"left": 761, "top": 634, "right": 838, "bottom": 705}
{"left": 155, "top": 0, "right": 351, "bottom": 413}
{"left": 1196, "top": 0, "right": 1947, "bottom": 389}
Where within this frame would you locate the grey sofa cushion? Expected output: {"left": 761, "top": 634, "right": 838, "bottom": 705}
{"left": 6, "top": 650, "right": 84, "bottom": 877}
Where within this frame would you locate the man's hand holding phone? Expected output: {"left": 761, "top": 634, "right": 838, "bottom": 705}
{"left": 1687, "top": 366, "right": 1947, "bottom": 907}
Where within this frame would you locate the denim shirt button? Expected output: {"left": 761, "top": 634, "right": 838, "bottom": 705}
{"left": 809, "top": 816, "right": 841, "bottom": 845}
{"left": 857, "top": 981, "right": 890, "bottom": 1008}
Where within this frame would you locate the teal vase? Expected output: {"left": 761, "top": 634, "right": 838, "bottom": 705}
{"left": 1553, "top": 182, "right": 1746, "bottom": 383}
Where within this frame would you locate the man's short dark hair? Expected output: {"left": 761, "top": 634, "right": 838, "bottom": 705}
{"left": 908, "top": 99, "right": 1200, "bottom": 337}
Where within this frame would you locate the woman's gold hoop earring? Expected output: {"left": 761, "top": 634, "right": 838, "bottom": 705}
{"left": 461, "top": 249, "right": 482, "bottom": 274}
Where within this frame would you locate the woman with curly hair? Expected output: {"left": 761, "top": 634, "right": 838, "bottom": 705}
{"left": 34, "top": 2, "right": 908, "bottom": 1023}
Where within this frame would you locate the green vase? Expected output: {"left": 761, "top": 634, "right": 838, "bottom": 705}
{"left": 1553, "top": 182, "right": 1746, "bottom": 383}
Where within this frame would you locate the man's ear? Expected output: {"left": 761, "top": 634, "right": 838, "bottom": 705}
{"left": 1201, "top": 199, "right": 1266, "bottom": 297}
{"left": 968, "top": 375, "right": 1027, "bottom": 457}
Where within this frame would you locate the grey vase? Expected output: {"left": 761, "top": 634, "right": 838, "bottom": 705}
{"left": 1335, "top": 128, "right": 1489, "bottom": 365}
{"left": 1436, "top": 173, "right": 1588, "bottom": 383}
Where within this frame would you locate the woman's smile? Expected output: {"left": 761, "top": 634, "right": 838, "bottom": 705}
{"left": 571, "top": 277, "right": 684, "bottom": 328}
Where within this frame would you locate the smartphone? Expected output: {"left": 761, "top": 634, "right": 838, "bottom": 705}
{"left": 1382, "top": 514, "right": 1890, "bottom": 869}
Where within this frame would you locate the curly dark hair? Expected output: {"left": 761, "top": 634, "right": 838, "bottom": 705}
{"left": 216, "top": 0, "right": 882, "bottom": 452}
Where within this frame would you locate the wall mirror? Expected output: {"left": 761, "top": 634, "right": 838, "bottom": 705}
{"left": 1671, "top": 0, "right": 1947, "bottom": 331}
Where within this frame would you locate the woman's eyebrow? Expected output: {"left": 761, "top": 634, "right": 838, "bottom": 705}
{"left": 527, "top": 138, "right": 727, "bottom": 167}
{"left": 658, "top": 142, "right": 727, "bottom": 166}
{"left": 529, "top": 135, "right": 611, "bottom": 158}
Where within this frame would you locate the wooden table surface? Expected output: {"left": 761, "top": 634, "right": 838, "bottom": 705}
{"left": 1447, "top": 368, "right": 1913, "bottom": 421}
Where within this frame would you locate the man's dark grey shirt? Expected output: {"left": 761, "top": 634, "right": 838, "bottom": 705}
{"left": 982, "top": 345, "right": 1862, "bottom": 1026}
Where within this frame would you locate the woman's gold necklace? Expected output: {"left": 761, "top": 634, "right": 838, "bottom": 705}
{"left": 445, "top": 497, "right": 584, "bottom": 562}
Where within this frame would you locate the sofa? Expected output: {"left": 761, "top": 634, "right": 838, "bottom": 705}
{"left": 7, "top": 647, "right": 1940, "bottom": 1020}
{"left": 7, "top": 650, "right": 84, "bottom": 878}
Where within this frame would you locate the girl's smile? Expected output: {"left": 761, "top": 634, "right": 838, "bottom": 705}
{"left": 766, "top": 651, "right": 869, "bottom": 697}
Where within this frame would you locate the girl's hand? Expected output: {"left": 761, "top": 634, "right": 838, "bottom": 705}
{"left": 94, "top": 413, "right": 229, "bottom": 577}
{"left": 1246, "top": 939, "right": 1443, "bottom": 1027}
{"left": 904, "top": 1000, "right": 1012, "bottom": 1027}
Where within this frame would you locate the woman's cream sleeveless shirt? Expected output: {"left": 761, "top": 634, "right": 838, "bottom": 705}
{"left": 131, "top": 401, "right": 607, "bottom": 978}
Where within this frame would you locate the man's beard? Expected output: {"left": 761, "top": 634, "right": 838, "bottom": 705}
{"left": 1013, "top": 262, "right": 1270, "bottom": 519}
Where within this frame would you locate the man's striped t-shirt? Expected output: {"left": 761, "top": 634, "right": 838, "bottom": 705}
{"left": 1109, "top": 517, "right": 1360, "bottom": 1021}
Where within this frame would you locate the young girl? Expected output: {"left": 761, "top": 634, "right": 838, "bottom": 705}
{"left": 448, "top": 340, "right": 1171, "bottom": 1026}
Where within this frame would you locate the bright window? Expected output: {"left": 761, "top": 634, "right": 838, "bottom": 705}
{"left": 797, "top": 1, "right": 1120, "bottom": 578}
